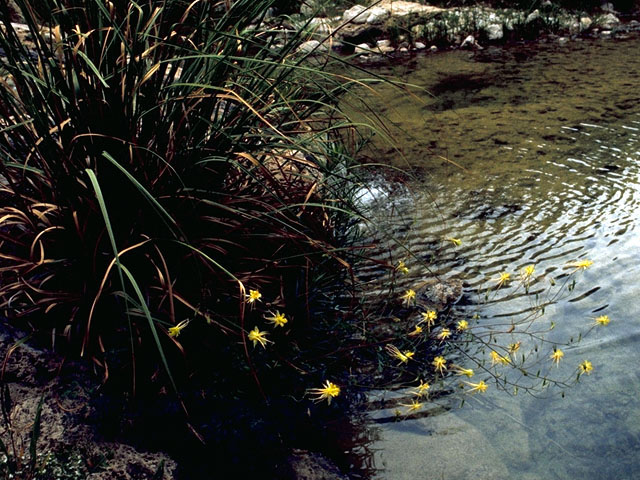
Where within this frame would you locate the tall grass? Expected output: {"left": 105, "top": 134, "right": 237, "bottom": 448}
{"left": 0, "top": 0, "right": 365, "bottom": 400}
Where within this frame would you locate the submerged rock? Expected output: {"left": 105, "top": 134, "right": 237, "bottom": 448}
{"left": 416, "top": 277, "right": 464, "bottom": 310}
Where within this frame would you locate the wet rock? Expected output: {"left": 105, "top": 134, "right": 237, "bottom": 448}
{"left": 288, "top": 450, "right": 349, "bottom": 480}
{"left": 416, "top": 277, "right": 464, "bottom": 310}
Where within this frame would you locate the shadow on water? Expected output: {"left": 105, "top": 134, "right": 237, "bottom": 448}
{"left": 341, "top": 31, "right": 640, "bottom": 480}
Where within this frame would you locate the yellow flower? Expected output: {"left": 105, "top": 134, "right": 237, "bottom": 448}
{"left": 408, "top": 325, "right": 423, "bottom": 336}
{"left": 595, "top": 315, "right": 610, "bottom": 326}
{"left": 508, "top": 342, "right": 521, "bottom": 354}
{"left": 420, "top": 310, "right": 437, "bottom": 329}
{"left": 309, "top": 381, "right": 340, "bottom": 404}
{"left": 412, "top": 380, "right": 431, "bottom": 397}
{"left": 396, "top": 261, "right": 409, "bottom": 275}
{"left": 456, "top": 319, "right": 469, "bottom": 331}
{"left": 246, "top": 289, "right": 262, "bottom": 304}
{"left": 386, "top": 344, "right": 415, "bottom": 364}
{"left": 432, "top": 355, "right": 447, "bottom": 374}
{"left": 436, "top": 328, "right": 451, "bottom": 341}
{"left": 464, "top": 380, "right": 488, "bottom": 393}
{"left": 168, "top": 319, "right": 190, "bottom": 338}
{"left": 248, "top": 327, "right": 270, "bottom": 348}
{"left": 451, "top": 365, "right": 474, "bottom": 377}
{"left": 400, "top": 399, "right": 423, "bottom": 414}
{"left": 550, "top": 348, "right": 564, "bottom": 366}
{"left": 265, "top": 311, "right": 288, "bottom": 328}
{"left": 579, "top": 360, "right": 593, "bottom": 375}
{"left": 522, "top": 264, "right": 535, "bottom": 278}
{"left": 495, "top": 271, "right": 511, "bottom": 288}
{"left": 446, "top": 237, "right": 462, "bottom": 246}
{"left": 401, "top": 289, "right": 416, "bottom": 305}
{"left": 568, "top": 259, "right": 593, "bottom": 270}
{"left": 490, "top": 350, "right": 509, "bottom": 366}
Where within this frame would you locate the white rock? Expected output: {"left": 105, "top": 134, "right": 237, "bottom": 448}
{"left": 354, "top": 43, "right": 371, "bottom": 55}
{"left": 366, "top": 6, "right": 390, "bottom": 24}
{"left": 600, "top": 29, "right": 613, "bottom": 36}
{"left": 297, "top": 40, "right": 328, "bottom": 54}
{"left": 486, "top": 23, "right": 503, "bottom": 40}
{"left": 558, "top": 36, "right": 569, "bottom": 43}
{"left": 414, "top": 41, "right": 426, "bottom": 49}
{"left": 376, "top": 39, "right": 392, "bottom": 48}
{"left": 460, "top": 34, "right": 476, "bottom": 48}
{"left": 525, "top": 9, "right": 540, "bottom": 24}
{"left": 399, "top": 47, "right": 408, "bottom": 52}
{"left": 580, "top": 16, "right": 592, "bottom": 30}
{"left": 597, "top": 13, "right": 620, "bottom": 29}
{"left": 343, "top": 5, "right": 368, "bottom": 24}
{"left": 430, "top": 45, "right": 438, "bottom": 52}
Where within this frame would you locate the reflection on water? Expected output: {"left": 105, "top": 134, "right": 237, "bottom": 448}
{"left": 350, "top": 33, "right": 640, "bottom": 480}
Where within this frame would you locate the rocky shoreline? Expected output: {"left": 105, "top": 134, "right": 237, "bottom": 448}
{"left": 292, "top": 0, "right": 640, "bottom": 60}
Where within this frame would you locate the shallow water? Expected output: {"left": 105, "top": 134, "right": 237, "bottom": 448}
{"left": 349, "top": 33, "right": 640, "bottom": 480}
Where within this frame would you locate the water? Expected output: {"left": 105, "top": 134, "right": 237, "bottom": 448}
{"left": 349, "top": 33, "right": 640, "bottom": 480}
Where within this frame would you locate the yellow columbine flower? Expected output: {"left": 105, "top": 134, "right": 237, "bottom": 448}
{"left": 490, "top": 350, "right": 509, "bottom": 366}
{"left": 456, "top": 319, "right": 469, "bottom": 332}
{"left": 568, "top": 259, "right": 593, "bottom": 270}
{"left": 408, "top": 325, "right": 423, "bottom": 336}
{"left": 386, "top": 344, "right": 415, "bottom": 364}
{"left": 522, "top": 264, "right": 535, "bottom": 278}
{"left": 309, "top": 381, "right": 340, "bottom": 404}
{"left": 420, "top": 310, "right": 437, "bottom": 329}
{"left": 464, "top": 380, "right": 488, "bottom": 393}
{"left": 246, "top": 289, "right": 262, "bottom": 304}
{"left": 432, "top": 355, "right": 447, "bottom": 374}
{"left": 265, "top": 311, "right": 288, "bottom": 327}
{"left": 436, "top": 328, "right": 451, "bottom": 341}
{"left": 412, "top": 380, "right": 431, "bottom": 397}
{"left": 400, "top": 399, "right": 423, "bottom": 413}
{"left": 550, "top": 348, "right": 564, "bottom": 366}
{"left": 495, "top": 271, "right": 511, "bottom": 288}
{"left": 401, "top": 289, "right": 416, "bottom": 305}
{"left": 579, "top": 360, "right": 593, "bottom": 375}
{"left": 451, "top": 365, "right": 474, "bottom": 377}
{"left": 508, "top": 342, "right": 521, "bottom": 354}
{"left": 248, "top": 327, "right": 270, "bottom": 348}
{"left": 396, "top": 261, "right": 409, "bottom": 275}
{"left": 595, "top": 315, "right": 610, "bottom": 326}
{"left": 446, "top": 237, "right": 462, "bottom": 246}
{"left": 168, "top": 319, "right": 190, "bottom": 338}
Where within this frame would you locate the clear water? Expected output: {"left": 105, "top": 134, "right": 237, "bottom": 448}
{"left": 350, "top": 33, "right": 640, "bottom": 480}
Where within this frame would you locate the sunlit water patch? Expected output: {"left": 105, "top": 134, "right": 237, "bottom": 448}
{"left": 348, "top": 33, "right": 640, "bottom": 480}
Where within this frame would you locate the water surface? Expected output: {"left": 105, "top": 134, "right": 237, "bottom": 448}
{"left": 351, "top": 33, "right": 640, "bottom": 480}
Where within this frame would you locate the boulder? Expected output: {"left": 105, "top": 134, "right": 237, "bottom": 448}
{"left": 597, "top": 13, "right": 620, "bottom": 29}
{"left": 366, "top": 6, "right": 391, "bottom": 24}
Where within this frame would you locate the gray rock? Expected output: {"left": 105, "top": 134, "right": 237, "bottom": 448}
{"left": 376, "top": 39, "right": 392, "bottom": 48}
{"left": 460, "top": 34, "right": 477, "bottom": 49}
{"left": 343, "top": 5, "right": 368, "bottom": 24}
{"left": 366, "top": 6, "right": 391, "bottom": 24}
{"left": 416, "top": 278, "right": 464, "bottom": 310}
{"left": 601, "top": 2, "right": 616, "bottom": 12}
{"left": 486, "top": 23, "right": 504, "bottom": 40}
{"left": 288, "top": 449, "right": 349, "bottom": 480}
{"left": 414, "top": 41, "right": 426, "bottom": 49}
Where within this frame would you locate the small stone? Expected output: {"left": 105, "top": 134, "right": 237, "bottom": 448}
{"left": 597, "top": 13, "right": 620, "bottom": 29}
{"left": 600, "top": 30, "right": 613, "bottom": 36}
{"left": 601, "top": 2, "right": 616, "bottom": 12}
{"left": 297, "top": 40, "right": 327, "bottom": 54}
{"left": 354, "top": 43, "right": 370, "bottom": 55}
{"left": 558, "top": 36, "right": 569, "bottom": 43}
{"left": 400, "top": 47, "right": 408, "bottom": 52}
{"left": 430, "top": 45, "right": 438, "bottom": 52}
{"left": 486, "top": 24, "right": 503, "bottom": 40}
{"left": 343, "top": 5, "right": 368, "bottom": 24}
{"left": 460, "top": 34, "right": 476, "bottom": 49}
{"left": 414, "top": 41, "right": 426, "bottom": 49}
{"left": 376, "top": 39, "right": 392, "bottom": 48}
